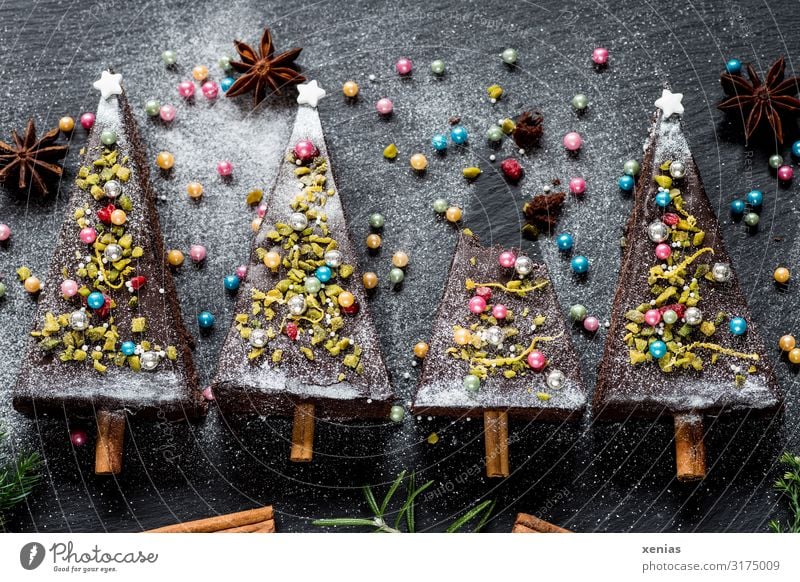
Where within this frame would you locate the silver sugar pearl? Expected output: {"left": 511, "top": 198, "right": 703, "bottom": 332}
{"left": 104, "top": 244, "right": 123, "bottom": 262}
{"left": 514, "top": 255, "right": 534, "bottom": 276}
{"left": 324, "top": 250, "right": 343, "bottom": 268}
{"left": 288, "top": 212, "right": 308, "bottom": 231}
{"left": 711, "top": 262, "right": 731, "bottom": 283}
{"left": 140, "top": 351, "right": 160, "bottom": 371}
{"left": 546, "top": 369, "right": 566, "bottom": 390}
{"left": 69, "top": 310, "right": 89, "bottom": 331}
{"left": 249, "top": 328, "right": 268, "bottom": 348}
{"left": 485, "top": 325, "right": 504, "bottom": 346}
{"left": 685, "top": 307, "right": 703, "bottom": 325}
{"left": 287, "top": 294, "right": 307, "bottom": 316}
{"left": 669, "top": 160, "right": 686, "bottom": 179}
{"left": 647, "top": 221, "right": 670, "bottom": 243}
{"left": 103, "top": 179, "right": 122, "bottom": 199}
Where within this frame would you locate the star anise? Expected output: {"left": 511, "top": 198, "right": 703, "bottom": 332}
{"left": 227, "top": 27, "right": 305, "bottom": 107}
{"left": 718, "top": 56, "right": 800, "bottom": 143}
{"left": 0, "top": 119, "right": 68, "bottom": 196}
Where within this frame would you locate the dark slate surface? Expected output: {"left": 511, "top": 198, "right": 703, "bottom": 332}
{"left": 0, "top": 0, "right": 798, "bottom": 533}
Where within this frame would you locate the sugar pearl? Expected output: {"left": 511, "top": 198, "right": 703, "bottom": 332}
{"left": 217, "top": 160, "right": 233, "bottom": 176}
{"left": 498, "top": 251, "right": 516, "bottom": 268}
{"left": 187, "top": 182, "right": 203, "bottom": 199}
{"left": 177, "top": 80, "right": 195, "bottom": 99}
{"left": 563, "top": 131, "right": 583, "bottom": 151}
{"left": 60, "top": 279, "right": 78, "bottom": 297}
{"left": 59, "top": 116, "right": 75, "bottom": 133}
{"left": 583, "top": 316, "right": 600, "bottom": 332}
{"left": 569, "top": 177, "right": 586, "bottom": 195}
{"left": 469, "top": 296, "right": 486, "bottom": 314}
{"left": 342, "top": 80, "right": 359, "bottom": 97}
{"left": 201, "top": 81, "right": 219, "bottom": 100}
{"left": 189, "top": 245, "right": 207, "bottom": 263}
{"left": 0, "top": 223, "right": 10, "bottom": 241}
{"left": 395, "top": 57, "right": 413, "bottom": 75}
{"left": 80, "top": 112, "right": 95, "bottom": 130}
{"left": 156, "top": 151, "right": 175, "bottom": 170}
{"left": 592, "top": 47, "right": 609, "bottom": 65}
{"left": 778, "top": 165, "right": 794, "bottom": 181}
{"left": 376, "top": 98, "right": 393, "bottom": 115}
{"left": 159, "top": 104, "right": 177, "bottom": 122}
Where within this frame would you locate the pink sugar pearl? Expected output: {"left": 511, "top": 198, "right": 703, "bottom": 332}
{"left": 644, "top": 309, "right": 662, "bottom": 327}
{"left": 159, "top": 104, "right": 177, "bottom": 122}
{"left": 79, "top": 227, "right": 97, "bottom": 244}
{"left": 778, "top": 165, "right": 794, "bottom": 181}
{"left": 527, "top": 350, "right": 546, "bottom": 371}
{"left": 202, "top": 387, "right": 215, "bottom": 401}
{"left": 60, "top": 279, "right": 78, "bottom": 297}
{"left": 293, "top": 140, "right": 318, "bottom": 162}
{"left": 492, "top": 304, "right": 508, "bottom": 320}
{"left": 217, "top": 160, "right": 233, "bottom": 176}
{"left": 396, "top": 57, "right": 413, "bottom": 75}
{"left": 563, "top": 132, "right": 583, "bottom": 151}
{"left": 569, "top": 177, "right": 586, "bottom": 195}
{"left": 0, "top": 223, "right": 10, "bottom": 241}
{"left": 592, "top": 47, "right": 609, "bottom": 65}
{"left": 376, "top": 98, "right": 394, "bottom": 115}
{"left": 498, "top": 251, "right": 516, "bottom": 268}
{"left": 189, "top": 244, "right": 207, "bottom": 263}
{"left": 70, "top": 429, "right": 88, "bottom": 447}
{"left": 201, "top": 81, "right": 219, "bottom": 100}
{"left": 583, "top": 316, "right": 600, "bottom": 332}
{"left": 80, "top": 112, "right": 95, "bottom": 130}
{"left": 177, "top": 80, "right": 196, "bottom": 99}
{"left": 655, "top": 243, "right": 671, "bottom": 260}
{"left": 256, "top": 203, "right": 268, "bottom": 218}
{"left": 236, "top": 265, "right": 248, "bottom": 279}
{"left": 469, "top": 295, "right": 487, "bottom": 314}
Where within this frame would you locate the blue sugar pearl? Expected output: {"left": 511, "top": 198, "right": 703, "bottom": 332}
{"left": 729, "top": 317, "right": 747, "bottom": 336}
{"left": 121, "top": 341, "right": 136, "bottom": 356}
{"left": 649, "top": 340, "right": 668, "bottom": 359}
{"left": 792, "top": 140, "right": 800, "bottom": 158}
{"left": 556, "top": 233, "right": 574, "bottom": 251}
{"left": 618, "top": 175, "right": 635, "bottom": 191}
{"left": 746, "top": 189, "right": 763, "bottom": 206}
{"left": 450, "top": 125, "right": 468, "bottom": 144}
{"left": 725, "top": 58, "right": 742, "bottom": 75}
{"left": 655, "top": 190, "right": 671, "bottom": 207}
{"left": 431, "top": 134, "right": 448, "bottom": 151}
{"left": 198, "top": 311, "right": 215, "bottom": 329}
{"left": 224, "top": 275, "right": 240, "bottom": 291}
{"left": 315, "top": 265, "right": 332, "bottom": 283}
{"left": 87, "top": 291, "right": 105, "bottom": 310}
{"left": 730, "top": 198, "right": 745, "bottom": 214}
{"left": 220, "top": 77, "right": 235, "bottom": 92}
{"left": 570, "top": 255, "right": 589, "bottom": 274}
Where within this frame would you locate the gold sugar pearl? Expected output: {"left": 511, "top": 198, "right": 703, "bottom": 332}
{"left": 187, "top": 182, "right": 204, "bottom": 199}
{"left": 392, "top": 251, "right": 409, "bottom": 268}
{"left": 167, "top": 249, "right": 185, "bottom": 267}
{"left": 192, "top": 65, "right": 209, "bottom": 81}
{"left": 413, "top": 341, "right": 429, "bottom": 359}
{"left": 342, "top": 80, "right": 359, "bottom": 98}
{"left": 774, "top": 267, "right": 790, "bottom": 284}
{"left": 58, "top": 116, "right": 75, "bottom": 133}
{"left": 366, "top": 233, "right": 382, "bottom": 249}
{"left": 338, "top": 291, "right": 355, "bottom": 308}
{"left": 779, "top": 334, "right": 796, "bottom": 352}
{"left": 410, "top": 153, "right": 428, "bottom": 171}
{"left": 263, "top": 251, "right": 281, "bottom": 270}
{"left": 362, "top": 271, "right": 378, "bottom": 289}
{"left": 445, "top": 206, "right": 463, "bottom": 222}
{"left": 24, "top": 276, "right": 41, "bottom": 294}
{"left": 453, "top": 328, "right": 471, "bottom": 345}
{"left": 156, "top": 151, "right": 175, "bottom": 170}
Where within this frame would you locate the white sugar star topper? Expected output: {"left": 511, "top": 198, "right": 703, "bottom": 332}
{"left": 654, "top": 89, "right": 684, "bottom": 118}
{"left": 296, "top": 80, "right": 327, "bottom": 108}
{"left": 93, "top": 70, "right": 123, "bottom": 100}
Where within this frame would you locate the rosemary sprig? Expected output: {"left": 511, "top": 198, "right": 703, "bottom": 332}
{"left": 769, "top": 451, "right": 800, "bottom": 533}
{"left": 0, "top": 427, "right": 41, "bottom": 529}
{"left": 313, "top": 471, "right": 494, "bottom": 533}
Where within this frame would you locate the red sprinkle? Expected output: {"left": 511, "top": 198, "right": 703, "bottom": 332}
{"left": 97, "top": 204, "right": 115, "bottom": 224}
{"left": 129, "top": 275, "right": 147, "bottom": 290}
{"left": 96, "top": 294, "right": 112, "bottom": 318}
{"left": 341, "top": 300, "right": 360, "bottom": 315}
{"left": 475, "top": 286, "right": 492, "bottom": 301}
{"left": 500, "top": 158, "right": 523, "bottom": 181}
{"left": 286, "top": 321, "right": 298, "bottom": 341}
{"left": 662, "top": 213, "right": 679, "bottom": 226}
{"left": 659, "top": 303, "right": 686, "bottom": 318}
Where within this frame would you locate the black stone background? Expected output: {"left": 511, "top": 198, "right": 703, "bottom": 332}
{"left": 1, "top": 0, "right": 799, "bottom": 533}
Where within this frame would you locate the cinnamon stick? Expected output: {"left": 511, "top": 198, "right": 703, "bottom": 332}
{"left": 484, "top": 410, "right": 509, "bottom": 478}
{"left": 512, "top": 512, "right": 572, "bottom": 533}
{"left": 95, "top": 410, "right": 125, "bottom": 475}
{"left": 218, "top": 518, "right": 276, "bottom": 533}
{"left": 146, "top": 506, "right": 274, "bottom": 533}
{"left": 674, "top": 413, "right": 706, "bottom": 482}
{"left": 290, "top": 403, "right": 315, "bottom": 462}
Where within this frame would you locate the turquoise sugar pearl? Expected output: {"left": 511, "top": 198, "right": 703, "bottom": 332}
{"left": 486, "top": 126, "right": 504, "bottom": 142}
{"left": 389, "top": 267, "right": 405, "bottom": 285}
{"left": 655, "top": 190, "right": 671, "bottom": 207}
{"left": 315, "top": 265, "right": 332, "bottom": 283}
{"left": 769, "top": 154, "right": 784, "bottom": 169}
{"left": 570, "top": 255, "right": 589, "bottom": 274}
{"left": 197, "top": 311, "right": 215, "bottom": 328}
{"left": 463, "top": 374, "right": 480, "bottom": 393}
{"left": 100, "top": 130, "right": 117, "bottom": 146}
{"left": 433, "top": 198, "right": 448, "bottom": 213}
{"left": 369, "top": 212, "right": 386, "bottom": 229}
{"left": 730, "top": 199, "right": 745, "bottom": 214}
{"left": 87, "top": 291, "right": 105, "bottom": 309}
{"left": 431, "top": 59, "right": 446, "bottom": 75}
{"left": 793, "top": 141, "right": 800, "bottom": 158}
{"left": 623, "top": 159, "right": 640, "bottom": 176}
{"left": 744, "top": 212, "right": 760, "bottom": 227}
{"left": 161, "top": 49, "right": 177, "bottom": 66}
{"left": 220, "top": 77, "right": 235, "bottom": 92}
{"left": 145, "top": 99, "right": 161, "bottom": 117}
{"left": 571, "top": 94, "right": 589, "bottom": 111}
{"left": 121, "top": 341, "right": 136, "bottom": 356}
{"left": 431, "top": 134, "right": 448, "bottom": 151}
{"left": 569, "top": 304, "right": 588, "bottom": 322}
{"left": 618, "top": 175, "right": 635, "bottom": 191}
{"left": 556, "top": 233, "right": 574, "bottom": 251}
{"left": 649, "top": 340, "right": 667, "bottom": 359}
{"left": 729, "top": 317, "right": 747, "bottom": 335}
{"left": 223, "top": 275, "right": 240, "bottom": 291}
{"left": 746, "top": 189, "right": 763, "bottom": 206}
{"left": 389, "top": 405, "right": 405, "bottom": 422}
{"left": 450, "top": 125, "right": 468, "bottom": 144}
{"left": 501, "top": 48, "right": 518, "bottom": 65}
{"left": 305, "top": 276, "right": 322, "bottom": 294}
{"left": 725, "top": 58, "right": 742, "bottom": 74}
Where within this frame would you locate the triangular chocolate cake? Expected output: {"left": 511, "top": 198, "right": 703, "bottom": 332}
{"left": 594, "top": 90, "right": 781, "bottom": 481}
{"left": 210, "top": 104, "right": 395, "bottom": 461}
{"left": 413, "top": 233, "right": 586, "bottom": 477}
{"left": 13, "top": 71, "right": 205, "bottom": 474}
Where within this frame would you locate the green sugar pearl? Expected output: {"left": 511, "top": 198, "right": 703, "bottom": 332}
{"left": 100, "top": 130, "right": 117, "bottom": 146}
{"left": 389, "top": 405, "right": 405, "bottom": 422}
{"left": 571, "top": 93, "right": 589, "bottom": 111}
{"left": 463, "top": 374, "right": 480, "bottom": 393}
{"left": 218, "top": 55, "right": 232, "bottom": 71}
{"left": 430, "top": 59, "right": 445, "bottom": 75}
{"left": 145, "top": 99, "right": 161, "bottom": 117}
{"left": 501, "top": 48, "right": 518, "bottom": 65}
{"left": 161, "top": 49, "right": 177, "bottom": 66}
{"left": 769, "top": 154, "right": 784, "bottom": 169}
{"left": 0, "top": 281, "right": 6, "bottom": 298}
{"left": 744, "top": 212, "right": 760, "bottom": 227}
{"left": 623, "top": 159, "right": 641, "bottom": 176}
{"left": 389, "top": 267, "right": 405, "bottom": 285}
{"left": 432, "top": 198, "right": 448, "bottom": 213}
{"left": 486, "top": 126, "right": 504, "bottom": 142}
{"left": 369, "top": 212, "right": 385, "bottom": 229}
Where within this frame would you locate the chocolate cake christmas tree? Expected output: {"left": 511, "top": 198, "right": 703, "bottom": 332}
{"left": 413, "top": 234, "right": 586, "bottom": 478}
{"left": 595, "top": 89, "right": 781, "bottom": 481}
{"left": 210, "top": 93, "right": 394, "bottom": 462}
{"left": 13, "top": 71, "right": 205, "bottom": 474}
